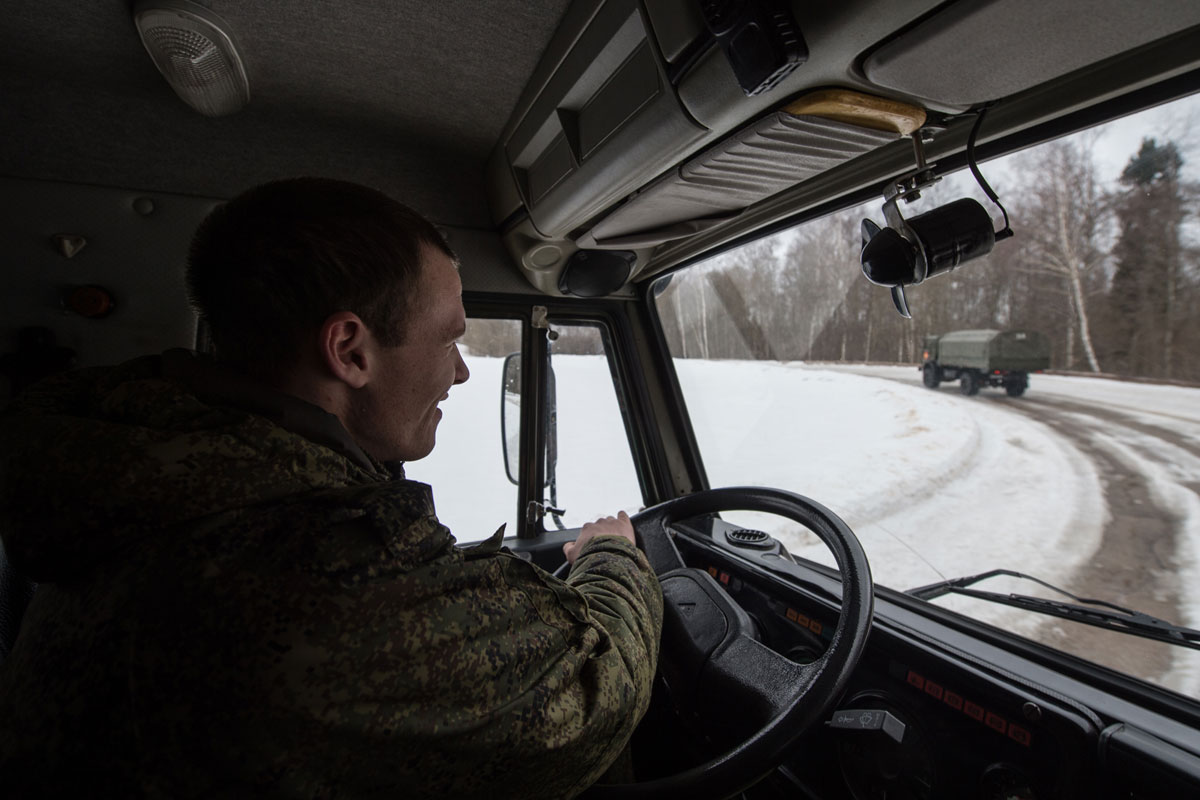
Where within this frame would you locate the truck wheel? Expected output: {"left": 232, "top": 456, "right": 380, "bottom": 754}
{"left": 1005, "top": 373, "right": 1028, "bottom": 397}
{"left": 960, "top": 370, "right": 980, "bottom": 396}
{"left": 923, "top": 363, "right": 940, "bottom": 388}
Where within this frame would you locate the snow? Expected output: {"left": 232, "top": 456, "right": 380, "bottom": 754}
{"left": 1035, "top": 373, "right": 1200, "bottom": 431}
{"left": 1087, "top": 431, "right": 1200, "bottom": 694}
{"left": 410, "top": 355, "right": 520, "bottom": 537}
{"left": 677, "top": 362, "right": 1104, "bottom": 586}
{"left": 408, "top": 355, "right": 1200, "bottom": 697}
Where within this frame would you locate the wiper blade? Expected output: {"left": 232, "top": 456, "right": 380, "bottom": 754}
{"left": 907, "top": 569, "right": 1200, "bottom": 651}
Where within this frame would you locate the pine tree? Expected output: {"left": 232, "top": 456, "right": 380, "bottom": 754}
{"left": 1108, "top": 138, "right": 1186, "bottom": 378}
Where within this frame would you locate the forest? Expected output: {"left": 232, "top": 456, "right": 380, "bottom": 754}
{"left": 652, "top": 135, "right": 1200, "bottom": 383}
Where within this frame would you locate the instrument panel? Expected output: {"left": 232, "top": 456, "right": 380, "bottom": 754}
{"left": 669, "top": 522, "right": 1200, "bottom": 799}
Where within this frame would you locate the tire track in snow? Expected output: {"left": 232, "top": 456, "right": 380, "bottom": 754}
{"left": 1008, "top": 395, "right": 1200, "bottom": 695}
{"left": 798, "top": 372, "right": 1106, "bottom": 623}
{"left": 1027, "top": 394, "right": 1200, "bottom": 460}
{"left": 840, "top": 366, "right": 1199, "bottom": 693}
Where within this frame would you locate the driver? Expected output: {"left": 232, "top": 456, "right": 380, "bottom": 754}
{"left": 0, "top": 178, "right": 664, "bottom": 798}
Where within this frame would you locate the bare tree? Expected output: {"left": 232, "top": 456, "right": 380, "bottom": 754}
{"left": 1011, "top": 138, "right": 1110, "bottom": 372}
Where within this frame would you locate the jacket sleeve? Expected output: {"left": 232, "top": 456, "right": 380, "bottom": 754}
{"left": 456, "top": 534, "right": 665, "bottom": 798}
{"left": 566, "top": 534, "right": 664, "bottom": 718}
{"left": 559, "top": 534, "right": 665, "bottom": 788}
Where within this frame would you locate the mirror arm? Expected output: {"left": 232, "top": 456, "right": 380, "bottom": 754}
{"left": 502, "top": 306, "right": 564, "bottom": 535}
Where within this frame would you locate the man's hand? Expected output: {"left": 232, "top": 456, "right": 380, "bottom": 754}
{"left": 562, "top": 510, "right": 635, "bottom": 565}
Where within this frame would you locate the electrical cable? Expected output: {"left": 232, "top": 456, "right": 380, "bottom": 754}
{"left": 967, "top": 105, "right": 1014, "bottom": 240}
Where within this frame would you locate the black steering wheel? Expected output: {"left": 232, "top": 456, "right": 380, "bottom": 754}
{"left": 584, "top": 486, "right": 873, "bottom": 800}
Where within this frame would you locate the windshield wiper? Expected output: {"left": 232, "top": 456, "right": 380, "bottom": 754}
{"left": 907, "top": 568, "right": 1200, "bottom": 651}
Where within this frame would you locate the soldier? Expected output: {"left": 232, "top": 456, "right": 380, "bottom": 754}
{"left": 0, "top": 178, "right": 663, "bottom": 798}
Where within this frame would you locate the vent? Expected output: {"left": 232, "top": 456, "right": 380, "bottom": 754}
{"left": 726, "top": 528, "right": 773, "bottom": 549}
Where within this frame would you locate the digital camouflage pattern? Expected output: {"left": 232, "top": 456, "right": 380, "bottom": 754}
{"left": 0, "top": 350, "right": 663, "bottom": 798}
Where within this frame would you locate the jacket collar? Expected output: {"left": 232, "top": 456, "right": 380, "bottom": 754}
{"left": 159, "top": 349, "right": 393, "bottom": 479}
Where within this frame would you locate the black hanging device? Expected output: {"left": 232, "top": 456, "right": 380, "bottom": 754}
{"left": 860, "top": 107, "right": 1014, "bottom": 318}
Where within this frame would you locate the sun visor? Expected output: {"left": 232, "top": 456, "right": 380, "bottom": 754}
{"left": 862, "top": 0, "right": 1200, "bottom": 107}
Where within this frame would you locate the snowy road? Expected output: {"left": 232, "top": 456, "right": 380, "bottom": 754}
{"left": 819, "top": 364, "right": 1200, "bottom": 695}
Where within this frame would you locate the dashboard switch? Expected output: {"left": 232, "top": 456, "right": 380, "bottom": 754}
{"left": 827, "top": 708, "right": 906, "bottom": 743}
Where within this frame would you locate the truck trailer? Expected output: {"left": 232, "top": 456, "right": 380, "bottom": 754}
{"left": 921, "top": 329, "right": 1051, "bottom": 396}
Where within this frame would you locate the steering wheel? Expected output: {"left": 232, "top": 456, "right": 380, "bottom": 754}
{"left": 584, "top": 486, "right": 873, "bottom": 800}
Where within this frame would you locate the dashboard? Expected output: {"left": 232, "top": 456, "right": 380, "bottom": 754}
{"left": 665, "top": 518, "right": 1200, "bottom": 799}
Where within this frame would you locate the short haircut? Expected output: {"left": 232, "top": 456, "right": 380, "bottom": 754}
{"left": 186, "top": 177, "right": 454, "bottom": 374}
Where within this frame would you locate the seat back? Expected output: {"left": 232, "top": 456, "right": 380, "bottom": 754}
{"left": 0, "top": 535, "right": 36, "bottom": 663}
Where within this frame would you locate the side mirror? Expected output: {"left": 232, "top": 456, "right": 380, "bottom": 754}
{"left": 499, "top": 352, "right": 558, "bottom": 491}
{"left": 501, "top": 352, "right": 522, "bottom": 484}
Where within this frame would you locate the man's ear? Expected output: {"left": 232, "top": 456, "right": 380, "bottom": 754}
{"left": 318, "top": 311, "right": 372, "bottom": 389}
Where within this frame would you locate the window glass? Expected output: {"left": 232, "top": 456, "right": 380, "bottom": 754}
{"left": 544, "top": 323, "right": 642, "bottom": 529}
{"left": 406, "top": 318, "right": 521, "bottom": 543}
{"left": 653, "top": 94, "right": 1200, "bottom": 697}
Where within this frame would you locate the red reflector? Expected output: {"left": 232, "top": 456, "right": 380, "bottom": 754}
{"left": 1008, "top": 724, "right": 1032, "bottom": 746}
{"left": 67, "top": 285, "right": 115, "bottom": 318}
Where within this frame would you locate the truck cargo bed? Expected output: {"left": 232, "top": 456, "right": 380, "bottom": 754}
{"left": 930, "top": 329, "right": 1050, "bottom": 372}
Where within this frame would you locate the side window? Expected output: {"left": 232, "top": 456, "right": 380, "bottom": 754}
{"left": 543, "top": 323, "right": 642, "bottom": 530}
{"left": 405, "top": 318, "right": 521, "bottom": 543}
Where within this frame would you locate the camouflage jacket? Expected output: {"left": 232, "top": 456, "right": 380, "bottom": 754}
{"left": 0, "top": 350, "right": 663, "bottom": 798}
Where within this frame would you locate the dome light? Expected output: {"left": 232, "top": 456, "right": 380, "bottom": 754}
{"left": 134, "top": 0, "right": 249, "bottom": 117}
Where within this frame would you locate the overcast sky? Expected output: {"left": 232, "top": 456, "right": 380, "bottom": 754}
{"left": 1086, "top": 90, "right": 1200, "bottom": 184}
{"left": 923, "top": 89, "right": 1200, "bottom": 241}
{"left": 965, "top": 89, "right": 1200, "bottom": 194}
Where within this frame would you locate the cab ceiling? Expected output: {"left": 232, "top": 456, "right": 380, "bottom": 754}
{"left": 3, "top": 0, "right": 1198, "bottom": 250}
{"left": 0, "top": 0, "right": 569, "bottom": 228}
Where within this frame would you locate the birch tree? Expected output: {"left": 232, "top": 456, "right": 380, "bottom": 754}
{"left": 1012, "top": 138, "right": 1109, "bottom": 372}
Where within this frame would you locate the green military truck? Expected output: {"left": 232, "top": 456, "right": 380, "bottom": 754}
{"left": 921, "top": 329, "right": 1050, "bottom": 397}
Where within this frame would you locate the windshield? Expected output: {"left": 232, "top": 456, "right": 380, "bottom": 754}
{"left": 652, "top": 94, "right": 1200, "bottom": 698}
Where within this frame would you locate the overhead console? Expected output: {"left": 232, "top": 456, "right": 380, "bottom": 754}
{"left": 499, "top": 4, "right": 704, "bottom": 242}
{"left": 488, "top": 0, "right": 1200, "bottom": 298}
{"left": 487, "top": 0, "right": 709, "bottom": 296}
{"left": 488, "top": 0, "right": 931, "bottom": 297}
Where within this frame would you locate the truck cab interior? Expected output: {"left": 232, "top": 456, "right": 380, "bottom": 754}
{"left": 3, "top": 1, "right": 1200, "bottom": 797}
